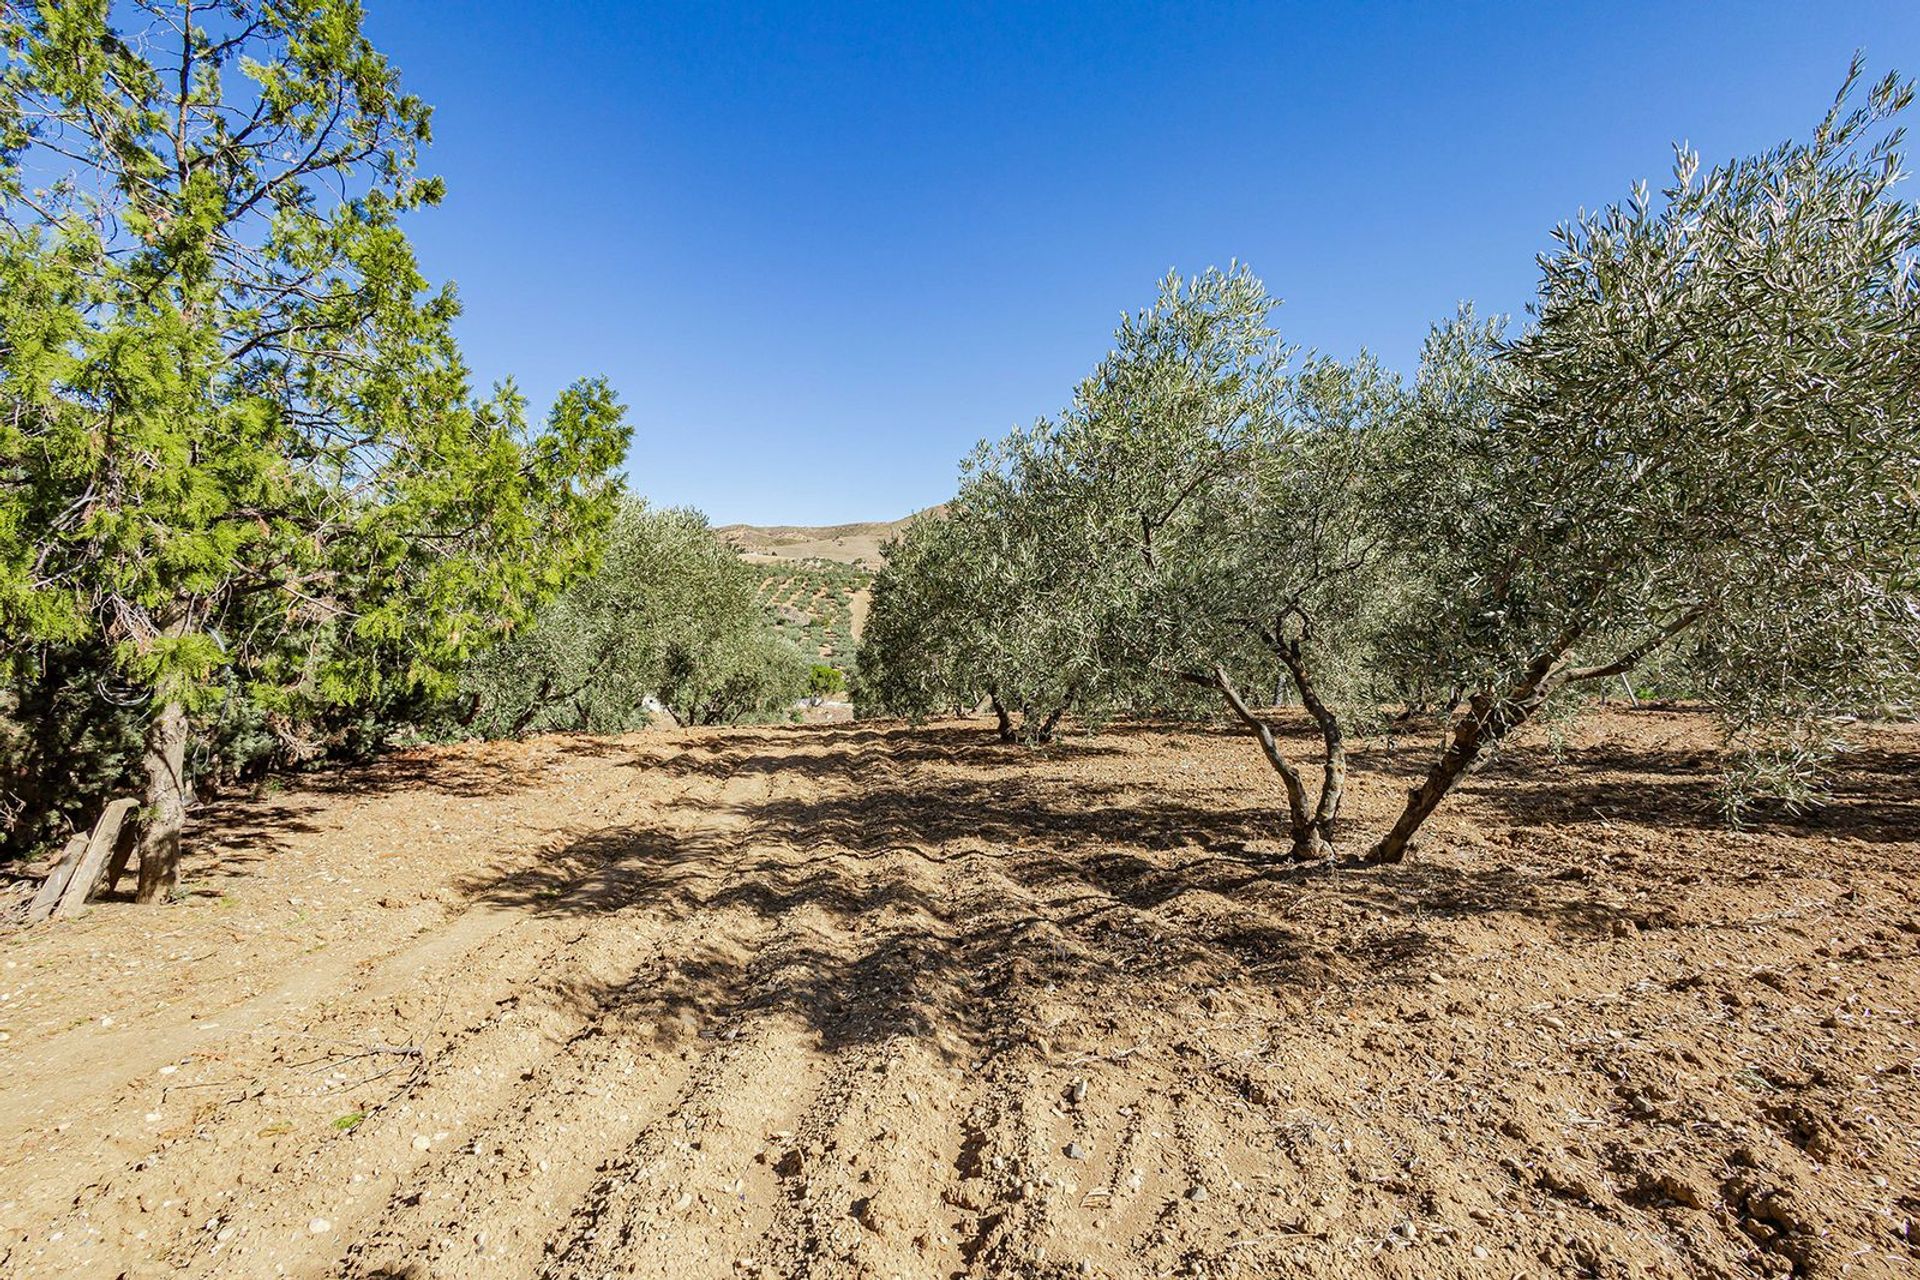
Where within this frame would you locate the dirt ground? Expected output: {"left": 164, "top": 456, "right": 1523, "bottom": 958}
{"left": 1, "top": 708, "right": 1916, "bottom": 1279}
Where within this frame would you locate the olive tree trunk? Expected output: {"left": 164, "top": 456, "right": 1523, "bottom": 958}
{"left": 1203, "top": 663, "right": 1342, "bottom": 860}
{"left": 1368, "top": 607, "right": 1703, "bottom": 863}
{"left": 135, "top": 700, "right": 189, "bottom": 904}
{"left": 1032, "top": 686, "right": 1076, "bottom": 745}
{"left": 988, "top": 692, "right": 1016, "bottom": 743}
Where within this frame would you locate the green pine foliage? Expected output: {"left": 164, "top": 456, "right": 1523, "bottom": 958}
{"left": 0, "top": 2, "right": 629, "bottom": 880}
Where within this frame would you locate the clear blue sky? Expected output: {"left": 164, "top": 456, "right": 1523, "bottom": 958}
{"left": 365, "top": 2, "right": 1920, "bottom": 525}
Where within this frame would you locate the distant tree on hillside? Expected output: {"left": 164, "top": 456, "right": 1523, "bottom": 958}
{"left": 0, "top": 2, "right": 629, "bottom": 896}
{"left": 807, "top": 665, "right": 846, "bottom": 701}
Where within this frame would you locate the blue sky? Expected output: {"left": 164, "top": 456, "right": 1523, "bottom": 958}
{"left": 367, "top": 2, "right": 1920, "bottom": 525}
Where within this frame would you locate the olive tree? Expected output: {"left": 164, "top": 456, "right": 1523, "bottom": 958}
{"left": 1368, "top": 63, "right": 1920, "bottom": 861}
{"left": 853, "top": 510, "right": 976, "bottom": 721}
{"left": 659, "top": 624, "right": 810, "bottom": 727}
{"left": 1039, "top": 268, "right": 1408, "bottom": 857}
{"left": 458, "top": 502, "right": 781, "bottom": 736}
{"left": 1154, "top": 356, "right": 1404, "bottom": 857}
{"left": 857, "top": 442, "right": 1108, "bottom": 742}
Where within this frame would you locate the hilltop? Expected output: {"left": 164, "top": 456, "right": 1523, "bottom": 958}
{"left": 716, "top": 509, "right": 936, "bottom": 568}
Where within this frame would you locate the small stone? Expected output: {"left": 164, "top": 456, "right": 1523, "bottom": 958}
{"left": 412, "top": 1135, "right": 432, "bottom": 1152}
{"left": 1065, "top": 1142, "right": 1087, "bottom": 1160}
{"left": 1185, "top": 1185, "right": 1209, "bottom": 1203}
{"left": 308, "top": 1218, "right": 331, "bottom": 1234}
{"left": 1472, "top": 1245, "right": 1489, "bottom": 1260}
{"left": 1069, "top": 1079, "right": 1088, "bottom": 1105}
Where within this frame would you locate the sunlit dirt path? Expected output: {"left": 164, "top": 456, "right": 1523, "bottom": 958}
{"left": 2, "top": 713, "right": 1916, "bottom": 1278}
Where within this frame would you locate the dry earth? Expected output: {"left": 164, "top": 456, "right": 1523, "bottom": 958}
{"left": 717, "top": 516, "right": 919, "bottom": 567}
{"left": 718, "top": 507, "right": 945, "bottom": 568}
{"left": 1, "top": 709, "right": 1916, "bottom": 1279}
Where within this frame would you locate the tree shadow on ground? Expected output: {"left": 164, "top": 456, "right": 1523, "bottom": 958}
{"left": 1464, "top": 739, "right": 1920, "bottom": 845}
{"left": 446, "top": 720, "right": 1678, "bottom": 1064}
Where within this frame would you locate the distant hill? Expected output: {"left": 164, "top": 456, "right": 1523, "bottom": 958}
{"left": 719, "top": 511, "right": 937, "bottom": 668}
{"left": 716, "top": 509, "right": 938, "bottom": 568}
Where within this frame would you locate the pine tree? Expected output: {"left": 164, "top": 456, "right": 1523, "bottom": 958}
{"left": 0, "top": 1, "right": 629, "bottom": 898}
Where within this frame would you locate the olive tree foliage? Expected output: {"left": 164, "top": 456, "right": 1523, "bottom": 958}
{"left": 1033, "top": 268, "right": 1407, "bottom": 857}
{"left": 662, "top": 624, "right": 811, "bottom": 728}
{"left": 1367, "top": 63, "right": 1920, "bottom": 860}
{"left": 851, "top": 512, "right": 968, "bottom": 720}
{"left": 862, "top": 267, "right": 1408, "bottom": 855}
{"left": 0, "top": 1, "right": 629, "bottom": 894}
{"left": 459, "top": 501, "right": 811, "bottom": 735}
{"left": 856, "top": 437, "right": 1113, "bottom": 742}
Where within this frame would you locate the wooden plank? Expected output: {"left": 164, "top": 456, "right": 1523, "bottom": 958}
{"left": 103, "top": 814, "right": 142, "bottom": 896}
{"left": 26, "top": 833, "right": 90, "bottom": 924}
{"left": 51, "top": 798, "right": 140, "bottom": 920}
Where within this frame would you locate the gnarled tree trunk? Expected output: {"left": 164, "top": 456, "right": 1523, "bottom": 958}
{"left": 1368, "top": 607, "right": 1702, "bottom": 863}
{"left": 1205, "top": 664, "right": 1336, "bottom": 860}
{"left": 988, "top": 692, "right": 1016, "bottom": 743}
{"left": 1032, "top": 686, "right": 1076, "bottom": 745}
{"left": 135, "top": 700, "right": 189, "bottom": 904}
{"left": 1274, "top": 640, "right": 1345, "bottom": 855}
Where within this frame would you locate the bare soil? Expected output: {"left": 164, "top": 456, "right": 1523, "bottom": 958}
{"left": 1, "top": 709, "right": 1916, "bottom": 1279}
{"left": 719, "top": 514, "right": 920, "bottom": 567}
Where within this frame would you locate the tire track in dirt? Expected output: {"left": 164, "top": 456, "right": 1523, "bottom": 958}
{"left": 538, "top": 727, "right": 977, "bottom": 1279}
{"left": 326, "top": 755, "right": 800, "bottom": 1280}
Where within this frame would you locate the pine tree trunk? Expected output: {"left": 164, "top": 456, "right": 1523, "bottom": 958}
{"left": 135, "top": 700, "right": 189, "bottom": 904}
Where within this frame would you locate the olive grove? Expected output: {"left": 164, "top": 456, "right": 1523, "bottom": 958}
{"left": 859, "top": 65, "right": 1920, "bottom": 862}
